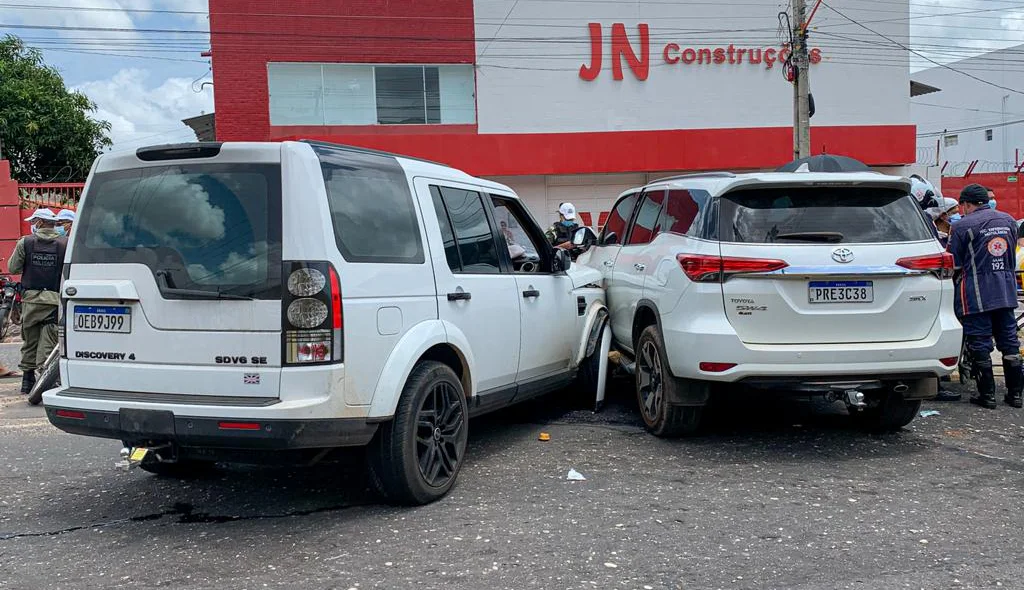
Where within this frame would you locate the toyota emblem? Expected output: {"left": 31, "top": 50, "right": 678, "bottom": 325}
{"left": 832, "top": 248, "right": 855, "bottom": 264}
{"left": 65, "top": 286, "right": 77, "bottom": 296}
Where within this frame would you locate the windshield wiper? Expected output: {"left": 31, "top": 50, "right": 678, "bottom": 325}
{"left": 155, "top": 269, "right": 253, "bottom": 301}
{"left": 774, "top": 232, "right": 845, "bottom": 243}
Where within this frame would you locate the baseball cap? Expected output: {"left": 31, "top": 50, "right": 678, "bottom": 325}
{"left": 25, "top": 208, "right": 57, "bottom": 222}
{"left": 558, "top": 202, "right": 577, "bottom": 220}
{"left": 56, "top": 209, "right": 76, "bottom": 222}
{"left": 959, "top": 183, "right": 990, "bottom": 205}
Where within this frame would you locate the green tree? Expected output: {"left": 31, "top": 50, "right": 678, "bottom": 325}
{"left": 0, "top": 34, "right": 111, "bottom": 182}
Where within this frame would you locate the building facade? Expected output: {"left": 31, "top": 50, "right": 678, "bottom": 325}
{"left": 911, "top": 44, "right": 1024, "bottom": 178}
{"left": 209, "top": 0, "right": 913, "bottom": 226}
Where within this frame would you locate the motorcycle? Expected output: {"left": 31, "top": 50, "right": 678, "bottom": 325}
{"left": 27, "top": 340, "right": 59, "bottom": 406}
{"left": 0, "top": 276, "right": 22, "bottom": 341}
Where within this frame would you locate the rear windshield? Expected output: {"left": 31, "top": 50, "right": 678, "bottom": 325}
{"left": 72, "top": 163, "right": 283, "bottom": 299}
{"left": 719, "top": 187, "right": 934, "bottom": 244}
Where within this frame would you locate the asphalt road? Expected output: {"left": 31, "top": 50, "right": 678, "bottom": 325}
{"left": 1, "top": 377, "right": 1023, "bottom": 590}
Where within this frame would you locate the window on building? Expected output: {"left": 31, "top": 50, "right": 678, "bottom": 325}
{"left": 944, "top": 135, "right": 959, "bottom": 147}
{"left": 986, "top": 129, "right": 994, "bottom": 142}
{"left": 268, "top": 63, "right": 475, "bottom": 126}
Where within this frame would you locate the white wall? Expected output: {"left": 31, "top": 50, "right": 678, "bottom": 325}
{"left": 473, "top": 0, "right": 910, "bottom": 135}
{"left": 912, "top": 45, "right": 1024, "bottom": 175}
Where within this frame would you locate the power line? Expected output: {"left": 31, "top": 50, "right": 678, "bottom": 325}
{"left": 917, "top": 118, "right": 1024, "bottom": 137}
{"left": 821, "top": 1, "right": 1024, "bottom": 96}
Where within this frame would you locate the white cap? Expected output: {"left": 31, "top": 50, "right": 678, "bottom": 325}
{"left": 926, "top": 197, "right": 960, "bottom": 220}
{"left": 25, "top": 208, "right": 57, "bottom": 222}
{"left": 56, "top": 209, "right": 76, "bottom": 222}
{"left": 558, "top": 202, "right": 577, "bottom": 220}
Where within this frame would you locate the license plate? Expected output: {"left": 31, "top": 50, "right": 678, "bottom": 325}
{"left": 808, "top": 281, "right": 873, "bottom": 304}
{"left": 73, "top": 305, "right": 132, "bottom": 333}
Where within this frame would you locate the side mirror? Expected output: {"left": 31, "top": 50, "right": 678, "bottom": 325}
{"left": 573, "top": 227, "right": 597, "bottom": 247}
{"left": 553, "top": 249, "right": 572, "bottom": 272}
{"left": 600, "top": 231, "right": 618, "bottom": 246}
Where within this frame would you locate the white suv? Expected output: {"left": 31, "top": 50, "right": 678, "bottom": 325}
{"left": 578, "top": 171, "right": 962, "bottom": 436}
{"left": 44, "top": 141, "right": 608, "bottom": 504}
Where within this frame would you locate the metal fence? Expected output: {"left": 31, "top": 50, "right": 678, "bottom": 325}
{"left": 17, "top": 183, "right": 84, "bottom": 210}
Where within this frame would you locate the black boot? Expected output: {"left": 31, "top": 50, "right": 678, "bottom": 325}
{"left": 20, "top": 371, "right": 35, "bottom": 395}
{"left": 1003, "top": 355, "right": 1024, "bottom": 408}
{"left": 970, "top": 353, "right": 997, "bottom": 409}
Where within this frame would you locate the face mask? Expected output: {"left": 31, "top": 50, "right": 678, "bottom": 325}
{"left": 949, "top": 213, "right": 962, "bottom": 223}
{"left": 55, "top": 226, "right": 66, "bottom": 237}
{"left": 989, "top": 200, "right": 997, "bottom": 210}
{"left": 30, "top": 225, "right": 38, "bottom": 235}
{"left": 561, "top": 220, "right": 575, "bottom": 227}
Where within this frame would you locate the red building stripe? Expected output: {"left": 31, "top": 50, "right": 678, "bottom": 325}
{"left": 274, "top": 125, "right": 916, "bottom": 176}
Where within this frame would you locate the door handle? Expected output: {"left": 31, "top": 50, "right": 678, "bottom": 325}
{"left": 447, "top": 291, "right": 472, "bottom": 301}
{"left": 634, "top": 263, "right": 646, "bottom": 271}
{"left": 523, "top": 289, "right": 540, "bottom": 299}
{"left": 603, "top": 260, "right": 615, "bottom": 267}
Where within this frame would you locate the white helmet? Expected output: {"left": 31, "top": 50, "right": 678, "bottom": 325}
{"left": 910, "top": 177, "right": 936, "bottom": 203}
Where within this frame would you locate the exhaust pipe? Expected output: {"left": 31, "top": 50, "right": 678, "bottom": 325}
{"left": 893, "top": 382, "right": 910, "bottom": 394}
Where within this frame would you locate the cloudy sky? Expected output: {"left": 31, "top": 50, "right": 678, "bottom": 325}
{"left": 3, "top": 0, "right": 1023, "bottom": 151}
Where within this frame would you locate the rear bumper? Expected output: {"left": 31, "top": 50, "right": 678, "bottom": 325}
{"left": 660, "top": 307, "right": 963, "bottom": 383}
{"left": 45, "top": 405, "right": 379, "bottom": 450}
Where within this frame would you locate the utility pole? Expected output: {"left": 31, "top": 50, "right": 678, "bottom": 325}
{"left": 792, "top": 0, "right": 811, "bottom": 159}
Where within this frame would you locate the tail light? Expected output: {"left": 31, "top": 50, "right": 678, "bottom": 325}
{"left": 939, "top": 357, "right": 959, "bottom": 367}
{"left": 677, "top": 254, "right": 788, "bottom": 283}
{"left": 58, "top": 301, "right": 67, "bottom": 358}
{"left": 282, "top": 261, "right": 343, "bottom": 366}
{"left": 896, "top": 252, "right": 955, "bottom": 279}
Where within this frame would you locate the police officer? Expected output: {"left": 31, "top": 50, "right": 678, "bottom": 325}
{"left": 545, "top": 202, "right": 581, "bottom": 250}
{"left": 948, "top": 184, "right": 1023, "bottom": 409}
{"left": 8, "top": 209, "right": 67, "bottom": 395}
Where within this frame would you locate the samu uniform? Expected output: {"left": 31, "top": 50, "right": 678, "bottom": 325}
{"left": 948, "top": 206, "right": 1023, "bottom": 408}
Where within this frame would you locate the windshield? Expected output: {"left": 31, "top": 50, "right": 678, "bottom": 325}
{"left": 71, "top": 163, "right": 283, "bottom": 299}
{"left": 719, "top": 186, "right": 934, "bottom": 244}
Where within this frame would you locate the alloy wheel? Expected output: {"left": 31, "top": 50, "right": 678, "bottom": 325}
{"left": 415, "top": 382, "right": 466, "bottom": 487}
{"left": 638, "top": 340, "right": 664, "bottom": 423}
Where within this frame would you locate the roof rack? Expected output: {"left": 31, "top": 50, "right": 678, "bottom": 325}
{"left": 299, "top": 139, "right": 452, "bottom": 168}
{"left": 651, "top": 171, "right": 737, "bottom": 183}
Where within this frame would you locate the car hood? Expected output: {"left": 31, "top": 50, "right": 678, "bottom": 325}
{"left": 567, "top": 264, "right": 603, "bottom": 289}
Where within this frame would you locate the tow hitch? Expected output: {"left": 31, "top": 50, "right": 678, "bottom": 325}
{"left": 825, "top": 388, "right": 867, "bottom": 408}
{"left": 116, "top": 444, "right": 173, "bottom": 471}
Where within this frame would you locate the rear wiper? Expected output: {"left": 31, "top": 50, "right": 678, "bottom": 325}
{"left": 159, "top": 286, "right": 254, "bottom": 301}
{"left": 774, "top": 232, "right": 845, "bottom": 243}
{"left": 155, "top": 269, "right": 253, "bottom": 301}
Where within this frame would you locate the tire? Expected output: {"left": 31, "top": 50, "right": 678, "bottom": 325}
{"left": 0, "top": 304, "right": 10, "bottom": 341}
{"left": 368, "top": 361, "right": 469, "bottom": 505}
{"left": 575, "top": 321, "right": 607, "bottom": 408}
{"left": 27, "top": 347, "right": 61, "bottom": 406}
{"left": 635, "top": 326, "right": 705, "bottom": 437}
{"left": 851, "top": 392, "right": 922, "bottom": 433}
